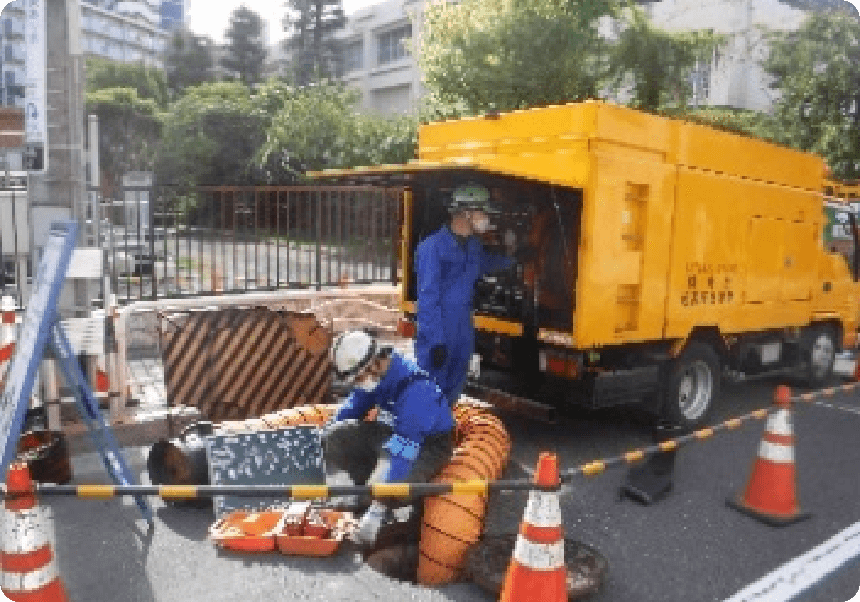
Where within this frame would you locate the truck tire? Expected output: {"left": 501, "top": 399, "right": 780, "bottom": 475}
{"left": 661, "top": 342, "right": 720, "bottom": 429}
{"left": 800, "top": 325, "right": 836, "bottom": 388}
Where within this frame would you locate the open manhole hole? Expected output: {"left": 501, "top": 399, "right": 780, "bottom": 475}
{"left": 364, "top": 518, "right": 608, "bottom": 599}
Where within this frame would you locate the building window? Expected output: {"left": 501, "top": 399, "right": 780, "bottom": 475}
{"left": 377, "top": 24, "right": 411, "bottom": 65}
{"left": 343, "top": 40, "right": 363, "bottom": 72}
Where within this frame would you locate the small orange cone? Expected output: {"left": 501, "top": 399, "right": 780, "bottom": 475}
{"left": 727, "top": 385, "right": 810, "bottom": 526}
{"left": 0, "top": 463, "right": 69, "bottom": 601}
{"left": 499, "top": 452, "right": 566, "bottom": 602}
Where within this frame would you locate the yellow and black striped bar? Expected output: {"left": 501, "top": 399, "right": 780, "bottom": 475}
{"left": 1, "top": 478, "right": 551, "bottom": 501}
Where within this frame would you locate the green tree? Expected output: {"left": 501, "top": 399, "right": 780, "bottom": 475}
{"left": 85, "top": 57, "right": 168, "bottom": 106}
{"left": 283, "top": 0, "right": 346, "bottom": 85}
{"left": 86, "top": 87, "right": 161, "bottom": 194}
{"left": 419, "top": 0, "right": 619, "bottom": 117}
{"left": 610, "top": 7, "right": 723, "bottom": 110}
{"left": 164, "top": 30, "right": 216, "bottom": 94}
{"left": 155, "top": 81, "right": 266, "bottom": 187}
{"left": 222, "top": 6, "right": 268, "bottom": 86}
{"left": 764, "top": 11, "right": 860, "bottom": 179}
{"left": 257, "top": 81, "right": 416, "bottom": 176}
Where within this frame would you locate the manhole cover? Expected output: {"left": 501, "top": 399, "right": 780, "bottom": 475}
{"left": 466, "top": 534, "right": 608, "bottom": 600}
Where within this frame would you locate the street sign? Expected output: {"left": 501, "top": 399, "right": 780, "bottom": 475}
{"left": 0, "top": 221, "right": 77, "bottom": 481}
{"left": 24, "top": 0, "right": 47, "bottom": 172}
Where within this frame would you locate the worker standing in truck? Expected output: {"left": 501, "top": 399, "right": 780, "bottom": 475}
{"left": 414, "top": 183, "right": 514, "bottom": 405}
{"left": 322, "top": 330, "right": 455, "bottom": 546}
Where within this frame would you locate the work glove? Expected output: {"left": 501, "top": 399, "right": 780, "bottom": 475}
{"left": 352, "top": 501, "right": 389, "bottom": 547}
{"left": 430, "top": 345, "right": 447, "bottom": 370}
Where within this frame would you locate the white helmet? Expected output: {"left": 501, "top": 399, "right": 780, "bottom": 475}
{"left": 331, "top": 330, "right": 377, "bottom": 382}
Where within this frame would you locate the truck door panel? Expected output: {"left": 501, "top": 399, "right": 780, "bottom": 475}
{"left": 745, "top": 218, "right": 785, "bottom": 304}
{"left": 782, "top": 221, "right": 816, "bottom": 301}
{"left": 578, "top": 151, "right": 673, "bottom": 347}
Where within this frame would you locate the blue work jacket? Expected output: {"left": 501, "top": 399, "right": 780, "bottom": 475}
{"left": 333, "top": 351, "right": 454, "bottom": 482}
{"left": 414, "top": 225, "right": 513, "bottom": 400}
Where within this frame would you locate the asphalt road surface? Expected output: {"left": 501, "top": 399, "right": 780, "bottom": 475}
{"left": 45, "top": 371, "right": 860, "bottom": 602}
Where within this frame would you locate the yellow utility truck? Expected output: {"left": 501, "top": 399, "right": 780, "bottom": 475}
{"left": 316, "top": 101, "right": 860, "bottom": 427}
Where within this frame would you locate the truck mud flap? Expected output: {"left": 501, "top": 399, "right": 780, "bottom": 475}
{"left": 590, "top": 366, "right": 661, "bottom": 408}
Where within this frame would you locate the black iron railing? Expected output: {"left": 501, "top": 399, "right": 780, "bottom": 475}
{"left": 95, "top": 185, "right": 403, "bottom": 304}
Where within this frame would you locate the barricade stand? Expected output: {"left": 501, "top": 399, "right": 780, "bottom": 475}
{"left": 727, "top": 385, "right": 810, "bottom": 526}
{"left": 0, "top": 463, "right": 68, "bottom": 601}
{"left": 499, "top": 452, "right": 566, "bottom": 602}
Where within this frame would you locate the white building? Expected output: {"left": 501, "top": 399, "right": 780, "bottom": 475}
{"left": 336, "top": 0, "right": 424, "bottom": 114}
{"left": 80, "top": 1, "right": 169, "bottom": 67}
{"left": 0, "top": 0, "right": 184, "bottom": 109}
{"left": 641, "top": 0, "right": 810, "bottom": 111}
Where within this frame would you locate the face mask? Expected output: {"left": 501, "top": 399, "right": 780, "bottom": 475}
{"left": 472, "top": 213, "right": 491, "bottom": 234}
{"left": 355, "top": 377, "right": 379, "bottom": 392}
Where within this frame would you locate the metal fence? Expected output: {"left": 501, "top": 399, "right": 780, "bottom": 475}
{"left": 97, "top": 185, "right": 404, "bottom": 304}
{"left": 0, "top": 186, "right": 28, "bottom": 305}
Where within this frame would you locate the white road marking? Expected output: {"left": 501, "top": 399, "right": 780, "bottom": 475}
{"left": 812, "top": 401, "right": 860, "bottom": 417}
{"left": 723, "top": 520, "right": 860, "bottom": 602}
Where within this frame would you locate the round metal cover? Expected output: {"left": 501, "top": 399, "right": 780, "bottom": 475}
{"left": 465, "top": 534, "right": 608, "bottom": 600}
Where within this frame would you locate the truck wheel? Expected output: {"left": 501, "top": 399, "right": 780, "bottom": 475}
{"left": 661, "top": 342, "right": 720, "bottom": 429}
{"left": 801, "top": 325, "right": 836, "bottom": 388}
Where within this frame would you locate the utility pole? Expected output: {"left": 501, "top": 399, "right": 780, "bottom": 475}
{"left": 27, "top": 0, "right": 88, "bottom": 317}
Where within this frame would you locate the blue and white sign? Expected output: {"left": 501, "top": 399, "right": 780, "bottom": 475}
{"left": 24, "top": 0, "right": 47, "bottom": 171}
{"left": 0, "top": 221, "right": 77, "bottom": 482}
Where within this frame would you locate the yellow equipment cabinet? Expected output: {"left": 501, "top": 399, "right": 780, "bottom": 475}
{"left": 313, "top": 101, "right": 860, "bottom": 428}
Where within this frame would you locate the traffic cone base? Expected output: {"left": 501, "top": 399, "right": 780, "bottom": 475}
{"left": 726, "top": 496, "right": 811, "bottom": 527}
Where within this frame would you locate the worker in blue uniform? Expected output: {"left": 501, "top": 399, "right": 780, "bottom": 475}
{"left": 415, "top": 183, "right": 515, "bottom": 405}
{"left": 322, "top": 330, "right": 455, "bottom": 546}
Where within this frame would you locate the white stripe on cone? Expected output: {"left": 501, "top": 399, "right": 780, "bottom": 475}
{"left": 767, "top": 410, "right": 793, "bottom": 437}
{"left": 512, "top": 536, "right": 565, "bottom": 571}
{"left": 0, "top": 507, "right": 51, "bottom": 554}
{"left": 523, "top": 490, "right": 562, "bottom": 527}
{"left": 1, "top": 562, "right": 59, "bottom": 593}
{"left": 758, "top": 440, "right": 795, "bottom": 464}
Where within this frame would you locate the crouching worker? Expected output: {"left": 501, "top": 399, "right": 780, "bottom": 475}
{"left": 322, "top": 330, "right": 455, "bottom": 547}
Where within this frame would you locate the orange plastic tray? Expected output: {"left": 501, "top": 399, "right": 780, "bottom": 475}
{"left": 276, "top": 510, "right": 355, "bottom": 557}
{"left": 210, "top": 511, "right": 286, "bottom": 553}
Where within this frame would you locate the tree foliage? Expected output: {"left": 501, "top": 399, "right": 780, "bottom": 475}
{"left": 222, "top": 5, "right": 268, "bottom": 86}
{"left": 85, "top": 87, "right": 161, "bottom": 195}
{"left": 258, "top": 81, "right": 417, "bottom": 176}
{"left": 610, "top": 7, "right": 723, "bottom": 110}
{"left": 164, "top": 30, "right": 216, "bottom": 94}
{"left": 155, "top": 82, "right": 266, "bottom": 187}
{"left": 763, "top": 11, "right": 860, "bottom": 179}
{"left": 283, "top": 0, "right": 347, "bottom": 85}
{"left": 420, "top": 0, "right": 618, "bottom": 117}
{"left": 85, "top": 57, "right": 168, "bottom": 106}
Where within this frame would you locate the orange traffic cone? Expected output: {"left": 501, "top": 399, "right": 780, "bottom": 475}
{"left": 499, "top": 452, "right": 566, "bottom": 602}
{"left": 727, "top": 385, "right": 810, "bottom": 526}
{"left": 0, "top": 463, "right": 68, "bottom": 601}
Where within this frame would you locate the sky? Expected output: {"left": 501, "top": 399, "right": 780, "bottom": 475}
{"left": 187, "top": 0, "right": 377, "bottom": 46}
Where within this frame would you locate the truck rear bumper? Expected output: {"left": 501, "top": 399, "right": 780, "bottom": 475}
{"left": 834, "top": 352, "right": 857, "bottom": 378}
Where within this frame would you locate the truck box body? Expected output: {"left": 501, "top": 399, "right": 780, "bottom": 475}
{"left": 411, "top": 101, "right": 857, "bottom": 351}
{"left": 312, "top": 101, "right": 860, "bottom": 423}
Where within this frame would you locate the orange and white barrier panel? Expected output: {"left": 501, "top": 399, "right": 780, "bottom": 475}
{"left": 0, "top": 464, "right": 68, "bottom": 601}
{"left": 500, "top": 452, "right": 566, "bottom": 602}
